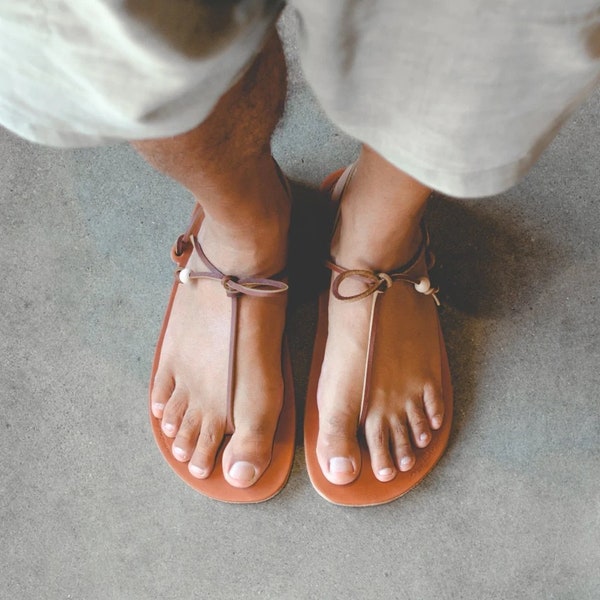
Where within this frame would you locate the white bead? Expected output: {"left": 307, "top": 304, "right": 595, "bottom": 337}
{"left": 179, "top": 268, "right": 191, "bottom": 284}
{"left": 414, "top": 276, "right": 431, "bottom": 294}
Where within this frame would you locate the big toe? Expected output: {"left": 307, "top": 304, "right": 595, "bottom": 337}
{"left": 316, "top": 410, "right": 361, "bottom": 485}
{"left": 222, "top": 422, "right": 277, "bottom": 489}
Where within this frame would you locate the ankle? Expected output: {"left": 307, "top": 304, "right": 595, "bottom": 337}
{"left": 333, "top": 215, "right": 423, "bottom": 272}
{"left": 198, "top": 209, "right": 289, "bottom": 278}
{"left": 330, "top": 148, "right": 431, "bottom": 272}
{"left": 192, "top": 154, "right": 289, "bottom": 214}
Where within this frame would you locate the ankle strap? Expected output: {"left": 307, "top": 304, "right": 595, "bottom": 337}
{"left": 176, "top": 235, "right": 288, "bottom": 297}
{"left": 326, "top": 224, "right": 439, "bottom": 305}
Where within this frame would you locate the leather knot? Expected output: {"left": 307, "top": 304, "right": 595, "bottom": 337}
{"left": 224, "top": 275, "right": 288, "bottom": 297}
{"left": 174, "top": 235, "right": 288, "bottom": 297}
{"left": 221, "top": 275, "right": 240, "bottom": 296}
{"left": 377, "top": 272, "right": 393, "bottom": 291}
{"left": 178, "top": 269, "right": 288, "bottom": 297}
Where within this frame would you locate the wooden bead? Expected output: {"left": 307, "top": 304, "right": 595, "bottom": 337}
{"left": 414, "top": 276, "right": 431, "bottom": 294}
{"left": 179, "top": 268, "right": 191, "bottom": 284}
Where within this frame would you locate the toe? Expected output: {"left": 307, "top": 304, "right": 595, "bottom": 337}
{"left": 160, "top": 388, "right": 187, "bottom": 438}
{"left": 171, "top": 408, "right": 201, "bottom": 463}
{"left": 189, "top": 416, "right": 225, "bottom": 479}
{"left": 390, "top": 417, "right": 416, "bottom": 472}
{"left": 316, "top": 410, "right": 361, "bottom": 485}
{"left": 423, "top": 382, "right": 444, "bottom": 430}
{"left": 406, "top": 399, "right": 432, "bottom": 448}
{"left": 364, "top": 416, "right": 396, "bottom": 482}
{"left": 223, "top": 419, "right": 277, "bottom": 488}
{"left": 151, "top": 375, "right": 174, "bottom": 419}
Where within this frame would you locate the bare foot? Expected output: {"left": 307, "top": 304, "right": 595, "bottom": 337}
{"left": 150, "top": 187, "right": 290, "bottom": 489}
{"left": 316, "top": 166, "right": 445, "bottom": 485}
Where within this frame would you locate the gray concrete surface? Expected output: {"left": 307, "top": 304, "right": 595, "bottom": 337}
{"left": 1, "top": 11, "right": 599, "bottom": 600}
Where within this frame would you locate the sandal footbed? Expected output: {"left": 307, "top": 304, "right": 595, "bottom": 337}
{"left": 149, "top": 223, "right": 295, "bottom": 504}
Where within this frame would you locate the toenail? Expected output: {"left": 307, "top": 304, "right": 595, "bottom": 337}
{"left": 378, "top": 467, "right": 394, "bottom": 478}
{"left": 152, "top": 402, "right": 164, "bottom": 415}
{"left": 172, "top": 446, "right": 187, "bottom": 461}
{"left": 432, "top": 416, "right": 442, "bottom": 429}
{"left": 329, "top": 457, "right": 354, "bottom": 474}
{"left": 419, "top": 433, "right": 429, "bottom": 443}
{"left": 189, "top": 464, "right": 208, "bottom": 478}
{"left": 400, "top": 457, "right": 413, "bottom": 470}
{"left": 163, "top": 422, "right": 175, "bottom": 435}
{"left": 228, "top": 461, "right": 257, "bottom": 483}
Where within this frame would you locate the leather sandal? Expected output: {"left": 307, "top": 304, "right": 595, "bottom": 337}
{"left": 149, "top": 188, "right": 295, "bottom": 503}
{"left": 304, "top": 165, "right": 453, "bottom": 506}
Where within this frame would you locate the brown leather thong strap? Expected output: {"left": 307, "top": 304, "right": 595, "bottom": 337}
{"left": 171, "top": 207, "right": 288, "bottom": 434}
{"left": 325, "top": 225, "right": 440, "bottom": 431}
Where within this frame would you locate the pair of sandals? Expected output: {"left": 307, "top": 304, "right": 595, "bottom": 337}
{"left": 149, "top": 165, "right": 453, "bottom": 506}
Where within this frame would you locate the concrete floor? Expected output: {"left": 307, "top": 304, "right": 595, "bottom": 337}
{"left": 1, "top": 12, "right": 599, "bottom": 600}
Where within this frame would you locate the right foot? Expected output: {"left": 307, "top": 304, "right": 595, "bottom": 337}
{"left": 315, "top": 157, "right": 445, "bottom": 486}
{"left": 150, "top": 184, "right": 290, "bottom": 489}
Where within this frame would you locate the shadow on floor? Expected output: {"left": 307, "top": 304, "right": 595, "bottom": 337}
{"left": 426, "top": 193, "right": 566, "bottom": 450}
{"left": 286, "top": 181, "right": 332, "bottom": 439}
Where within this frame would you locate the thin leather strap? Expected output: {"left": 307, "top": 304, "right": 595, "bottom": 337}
{"left": 172, "top": 203, "right": 204, "bottom": 262}
{"left": 360, "top": 291, "right": 383, "bottom": 429}
{"left": 330, "top": 163, "right": 357, "bottom": 235}
{"left": 227, "top": 294, "right": 239, "bottom": 432}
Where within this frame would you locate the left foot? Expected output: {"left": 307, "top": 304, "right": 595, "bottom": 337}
{"left": 316, "top": 165, "right": 446, "bottom": 485}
